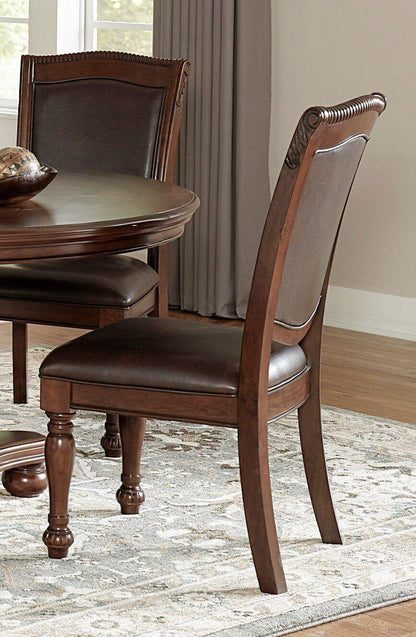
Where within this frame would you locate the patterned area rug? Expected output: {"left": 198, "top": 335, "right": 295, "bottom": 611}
{"left": 0, "top": 346, "right": 415, "bottom": 637}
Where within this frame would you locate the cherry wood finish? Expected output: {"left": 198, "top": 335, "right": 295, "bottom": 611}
{"left": 116, "top": 416, "right": 146, "bottom": 514}
{"left": 0, "top": 430, "right": 47, "bottom": 497}
{"left": 2, "top": 320, "right": 415, "bottom": 630}
{"left": 42, "top": 410, "right": 75, "bottom": 559}
{"left": 17, "top": 51, "right": 190, "bottom": 272}
{"left": 12, "top": 322, "right": 27, "bottom": 403}
{"left": 4, "top": 51, "right": 189, "bottom": 457}
{"left": 236, "top": 93, "right": 385, "bottom": 593}
{"left": 2, "top": 464, "right": 47, "bottom": 497}
{"left": 0, "top": 172, "right": 198, "bottom": 260}
{"left": 298, "top": 262, "right": 342, "bottom": 544}
{"left": 39, "top": 94, "right": 386, "bottom": 594}
{"left": 0, "top": 174, "right": 197, "bottom": 494}
{"left": 101, "top": 413, "right": 122, "bottom": 459}
{"left": 2, "top": 323, "right": 415, "bottom": 632}
{"left": 2, "top": 318, "right": 414, "bottom": 425}
{"left": 0, "top": 170, "right": 198, "bottom": 457}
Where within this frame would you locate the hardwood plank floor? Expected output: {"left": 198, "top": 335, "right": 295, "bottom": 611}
{"left": 321, "top": 327, "right": 416, "bottom": 425}
{"left": 293, "top": 602, "right": 416, "bottom": 636}
{"left": 0, "top": 316, "right": 415, "bottom": 635}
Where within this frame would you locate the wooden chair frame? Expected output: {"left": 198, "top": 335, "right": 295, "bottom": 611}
{"left": 40, "top": 94, "right": 386, "bottom": 594}
{"left": 3, "top": 51, "right": 189, "bottom": 456}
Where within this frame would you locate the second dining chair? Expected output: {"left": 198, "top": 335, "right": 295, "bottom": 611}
{"left": 0, "top": 51, "right": 189, "bottom": 457}
{"left": 38, "top": 93, "right": 386, "bottom": 594}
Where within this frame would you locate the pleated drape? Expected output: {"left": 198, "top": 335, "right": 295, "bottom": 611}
{"left": 153, "top": 0, "right": 271, "bottom": 318}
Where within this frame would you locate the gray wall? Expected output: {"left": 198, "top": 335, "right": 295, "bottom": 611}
{"left": 271, "top": 0, "right": 415, "bottom": 299}
{"left": 1, "top": 0, "right": 413, "bottom": 333}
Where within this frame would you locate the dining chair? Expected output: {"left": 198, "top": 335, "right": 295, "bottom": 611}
{"left": 38, "top": 93, "right": 386, "bottom": 594}
{"left": 0, "top": 51, "right": 189, "bottom": 458}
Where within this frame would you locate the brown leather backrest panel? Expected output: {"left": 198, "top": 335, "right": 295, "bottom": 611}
{"left": 31, "top": 79, "right": 165, "bottom": 177}
{"left": 275, "top": 135, "right": 366, "bottom": 327}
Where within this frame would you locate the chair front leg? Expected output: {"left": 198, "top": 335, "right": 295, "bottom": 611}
{"left": 116, "top": 415, "right": 146, "bottom": 514}
{"left": 238, "top": 413, "right": 287, "bottom": 595}
{"left": 43, "top": 411, "right": 76, "bottom": 558}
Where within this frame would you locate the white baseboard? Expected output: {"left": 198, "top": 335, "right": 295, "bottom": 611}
{"left": 325, "top": 285, "right": 416, "bottom": 341}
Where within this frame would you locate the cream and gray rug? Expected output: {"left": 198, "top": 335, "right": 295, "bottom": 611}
{"left": 0, "top": 346, "right": 415, "bottom": 637}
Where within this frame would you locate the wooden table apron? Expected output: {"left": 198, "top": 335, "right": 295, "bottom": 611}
{"left": 0, "top": 171, "right": 199, "bottom": 262}
{"left": 0, "top": 171, "right": 199, "bottom": 494}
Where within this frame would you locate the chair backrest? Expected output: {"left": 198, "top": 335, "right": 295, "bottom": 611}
{"left": 17, "top": 51, "right": 190, "bottom": 182}
{"left": 239, "top": 94, "right": 386, "bottom": 399}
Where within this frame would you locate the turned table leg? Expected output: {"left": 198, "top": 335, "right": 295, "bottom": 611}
{"left": 2, "top": 462, "right": 47, "bottom": 497}
{"left": 42, "top": 411, "right": 75, "bottom": 559}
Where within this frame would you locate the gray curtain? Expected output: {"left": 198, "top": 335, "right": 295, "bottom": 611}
{"left": 153, "top": 0, "right": 271, "bottom": 318}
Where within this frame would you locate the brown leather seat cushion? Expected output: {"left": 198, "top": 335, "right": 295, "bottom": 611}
{"left": 40, "top": 318, "right": 307, "bottom": 395}
{"left": 0, "top": 256, "right": 159, "bottom": 308}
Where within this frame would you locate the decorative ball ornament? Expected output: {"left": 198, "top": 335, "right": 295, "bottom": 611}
{"left": 0, "top": 146, "right": 57, "bottom": 206}
{"left": 0, "top": 147, "right": 41, "bottom": 179}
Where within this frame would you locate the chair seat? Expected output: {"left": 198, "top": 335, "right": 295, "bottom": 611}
{"left": 40, "top": 318, "right": 307, "bottom": 395}
{"left": 0, "top": 255, "right": 159, "bottom": 308}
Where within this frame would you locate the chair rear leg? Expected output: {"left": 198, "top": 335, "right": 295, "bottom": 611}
{"left": 116, "top": 415, "right": 146, "bottom": 514}
{"left": 298, "top": 394, "right": 342, "bottom": 544}
{"left": 98, "top": 310, "right": 125, "bottom": 458}
{"left": 298, "top": 280, "right": 342, "bottom": 546}
{"left": 101, "top": 413, "right": 121, "bottom": 458}
{"left": 238, "top": 417, "right": 287, "bottom": 595}
{"left": 12, "top": 322, "right": 27, "bottom": 404}
{"left": 148, "top": 245, "right": 169, "bottom": 318}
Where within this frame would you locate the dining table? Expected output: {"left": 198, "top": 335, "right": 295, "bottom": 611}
{"left": 0, "top": 170, "right": 199, "bottom": 498}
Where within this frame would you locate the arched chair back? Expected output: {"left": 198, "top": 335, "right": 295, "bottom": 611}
{"left": 239, "top": 93, "right": 387, "bottom": 407}
{"left": 17, "top": 51, "right": 190, "bottom": 182}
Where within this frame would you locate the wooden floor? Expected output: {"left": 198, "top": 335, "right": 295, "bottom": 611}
{"left": 294, "top": 602, "right": 416, "bottom": 636}
{"left": 321, "top": 327, "right": 416, "bottom": 425}
{"left": 0, "top": 317, "right": 415, "bottom": 635}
